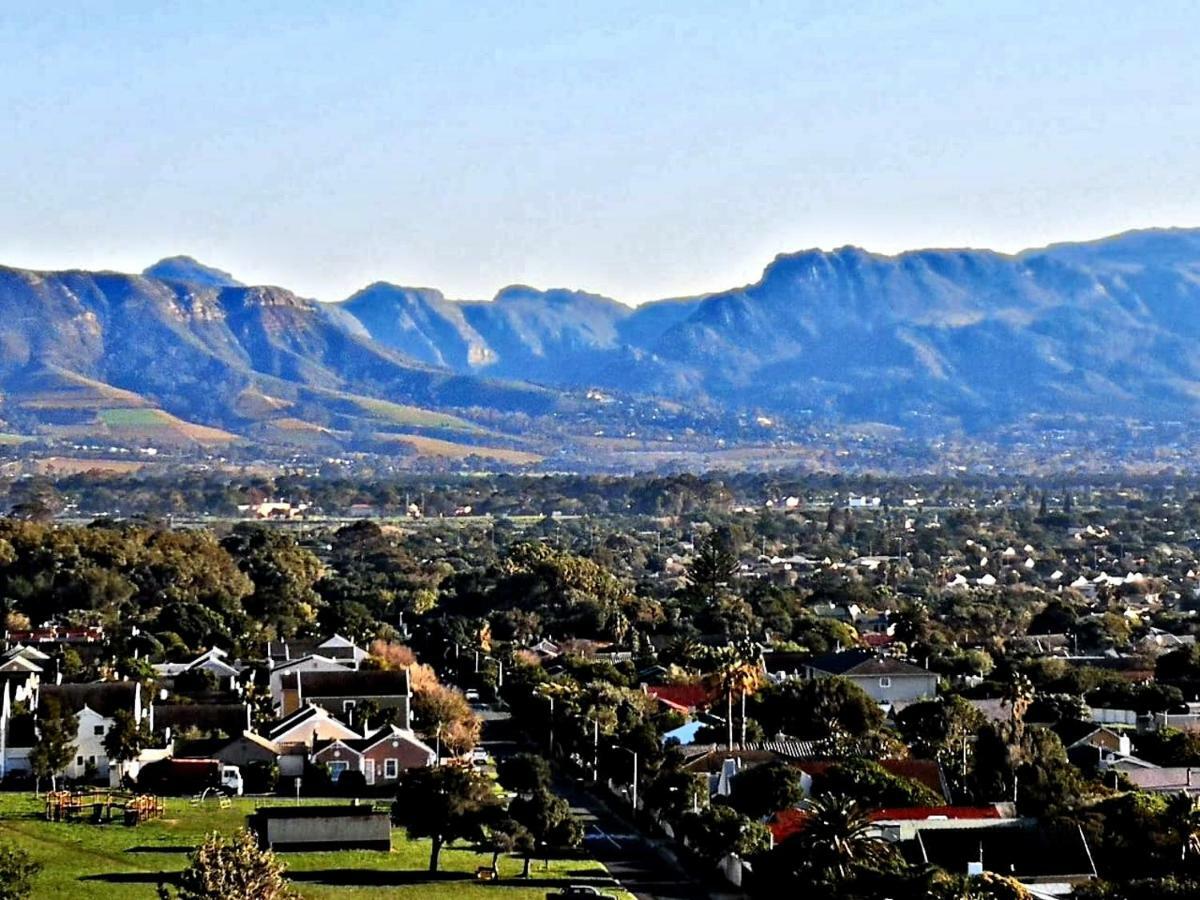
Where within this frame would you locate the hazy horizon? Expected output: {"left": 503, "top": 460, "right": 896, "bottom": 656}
{"left": 2, "top": 1, "right": 1197, "bottom": 304}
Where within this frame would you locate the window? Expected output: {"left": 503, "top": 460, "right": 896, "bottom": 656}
{"left": 76, "top": 756, "right": 84, "bottom": 766}
{"left": 328, "top": 760, "right": 349, "bottom": 782}
{"left": 384, "top": 758, "right": 399, "bottom": 779}
{"left": 879, "top": 677, "right": 892, "bottom": 689}
{"left": 93, "top": 725, "right": 105, "bottom": 736}
{"left": 343, "top": 700, "right": 357, "bottom": 713}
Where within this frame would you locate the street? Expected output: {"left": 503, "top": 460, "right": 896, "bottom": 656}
{"left": 475, "top": 704, "right": 735, "bottom": 900}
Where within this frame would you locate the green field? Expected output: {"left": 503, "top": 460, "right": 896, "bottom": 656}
{"left": 99, "top": 408, "right": 170, "bottom": 428}
{"left": 351, "top": 397, "right": 481, "bottom": 433}
{"left": 0, "top": 794, "right": 625, "bottom": 900}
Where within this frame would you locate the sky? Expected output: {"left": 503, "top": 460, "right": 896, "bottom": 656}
{"left": 0, "top": 1, "right": 1197, "bottom": 305}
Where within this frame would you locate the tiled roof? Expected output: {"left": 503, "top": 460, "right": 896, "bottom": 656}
{"left": 644, "top": 684, "right": 714, "bottom": 711}
{"left": 806, "top": 650, "right": 930, "bottom": 678}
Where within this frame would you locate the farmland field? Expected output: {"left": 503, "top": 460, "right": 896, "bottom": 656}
{"left": 0, "top": 793, "right": 627, "bottom": 900}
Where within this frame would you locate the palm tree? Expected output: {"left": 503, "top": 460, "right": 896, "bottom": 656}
{"left": 705, "top": 644, "right": 764, "bottom": 750}
{"left": 1166, "top": 791, "right": 1200, "bottom": 862}
{"left": 795, "top": 793, "right": 894, "bottom": 882}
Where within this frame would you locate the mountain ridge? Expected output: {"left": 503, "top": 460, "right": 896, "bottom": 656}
{"left": 3, "top": 226, "right": 1200, "bottom": 462}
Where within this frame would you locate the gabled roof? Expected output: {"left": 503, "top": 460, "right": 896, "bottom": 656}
{"left": 807, "top": 650, "right": 931, "bottom": 678}
{"left": 265, "top": 703, "right": 360, "bottom": 743}
{"left": 909, "top": 824, "right": 1096, "bottom": 879}
{"left": 271, "top": 654, "right": 349, "bottom": 675}
{"left": 359, "top": 724, "right": 435, "bottom": 756}
{"left": 4, "top": 644, "right": 51, "bottom": 662}
{"left": 224, "top": 730, "right": 283, "bottom": 756}
{"left": 0, "top": 655, "right": 43, "bottom": 673}
{"left": 39, "top": 682, "right": 138, "bottom": 718}
{"left": 1051, "top": 719, "right": 1113, "bottom": 749}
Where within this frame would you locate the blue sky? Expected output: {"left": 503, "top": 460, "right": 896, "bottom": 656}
{"left": 1, "top": 1, "right": 1196, "bottom": 304}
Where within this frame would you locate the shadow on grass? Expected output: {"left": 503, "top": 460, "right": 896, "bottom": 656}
{"left": 125, "top": 845, "right": 193, "bottom": 853}
{"left": 81, "top": 872, "right": 175, "bottom": 885}
{"left": 288, "top": 869, "right": 471, "bottom": 886}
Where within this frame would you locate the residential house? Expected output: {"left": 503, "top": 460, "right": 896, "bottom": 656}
{"left": 903, "top": 822, "right": 1097, "bottom": 888}
{"left": 769, "top": 804, "right": 1019, "bottom": 845}
{"left": 268, "top": 636, "right": 368, "bottom": 669}
{"left": 802, "top": 650, "right": 939, "bottom": 706}
{"left": 1051, "top": 720, "right": 1132, "bottom": 770}
{"left": 269, "top": 655, "right": 354, "bottom": 713}
{"left": 149, "top": 703, "right": 252, "bottom": 743}
{"left": 153, "top": 647, "right": 244, "bottom": 693}
{"left": 279, "top": 670, "right": 410, "bottom": 728}
{"left": 265, "top": 704, "right": 360, "bottom": 750}
{"left": 310, "top": 724, "right": 434, "bottom": 785}
{"left": 37, "top": 681, "right": 143, "bottom": 782}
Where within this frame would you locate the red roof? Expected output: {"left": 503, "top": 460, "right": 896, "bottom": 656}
{"left": 861, "top": 632, "right": 894, "bottom": 648}
{"left": 769, "top": 805, "right": 1001, "bottom": 843}
{"left": 768, "top": 808, "right": 810, "bottom": 843}
{"left": 644, "top": 684, "right": 713, "bottom": 712}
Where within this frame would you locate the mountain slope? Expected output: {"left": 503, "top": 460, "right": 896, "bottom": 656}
{"left": 340, "top": 227, "right": 1200, "bottom": 428}
{"left": 0, "top": 265, "right": 558, "bottom": 451}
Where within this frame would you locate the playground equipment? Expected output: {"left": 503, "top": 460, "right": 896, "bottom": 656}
{"left": 44, "top": 790, "right": 166, "bottom": 825}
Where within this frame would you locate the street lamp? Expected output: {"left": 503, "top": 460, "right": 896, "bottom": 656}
{"left": 611, "top": 744, "right": 638, "bottom": 812}
{"left": 534, "top": 692, "right": 555, "bottom": 755}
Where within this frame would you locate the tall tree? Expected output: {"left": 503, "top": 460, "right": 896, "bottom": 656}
{"left": 687, "top": 534, "right": 740, "bottom": 606}
{"left": 392, "top": 766, "right": 500, "bottom": 872}
{"left": 104, "top": 710, "right": 151, "bottom": 785}
{"left": 507, "top": 788, "right": 583, "bottom": 877}
{"left": 30, "top": 698, "right": 77, "bottom": 792}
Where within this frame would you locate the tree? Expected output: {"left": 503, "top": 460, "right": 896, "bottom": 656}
{"left": 392, "top": 765, "right": 500, "bottom": 872}
{"left": 484, "top": 815, "right": 534, "bottom": 875}
{"left": 788, "top": 793, "right": 895, "bottom": 882}
{"left": 0, "top": 845, "right": 41, "bottom": 900}
{"left": 30, "top": 698, "right": 77, "bottom": 792}
{"left": 104, "top": 710, "right": 151, "bottom": 784}
{"left": 497, "top": 752, "right": 551, "bottom": 795}
{"left": 687, "top": 534, "right": 739, "bottom": 606}
{"left": 678, "top": 805, "right": 771, "bottom": 864}
{"left": 1165, "top": 791, "right": 1200, "bottom": 862}
{"left": 161, "top": 829, "right": 293, "bottom": 900}
{"left": 752, "top": 677, "right": 884, "bottom": 742}
{"left": 508, "top": 787, "right": 583, "bottom": 876}
{"left": 729, "top": 760, "right": 806, "bottom": 818}
{"left": 705, "top": 644, "right": 764, "bottom": 750}
{"left": 815, "top": 759, "right": 941, "bottom": 808}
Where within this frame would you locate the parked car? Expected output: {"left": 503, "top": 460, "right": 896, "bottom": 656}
{"left": 470, "top": 747, "right": 489, "bottom": 766}
{"left": 465, "top": 689, "right": 480, "bottom": 702}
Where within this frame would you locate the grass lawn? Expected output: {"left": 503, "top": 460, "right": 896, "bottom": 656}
{"left": 0, "top": 793, "right": 627, "bottom": 900}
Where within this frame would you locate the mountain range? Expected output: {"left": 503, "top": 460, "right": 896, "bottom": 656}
{"left": 2, "top": 228, "right": 1200, "bottom": 464}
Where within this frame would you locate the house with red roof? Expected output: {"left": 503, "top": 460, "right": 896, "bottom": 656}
{"left": 768, "top": 803, "right": 1018, "bottom": 844}
{"left": 642, "top": 683, "right": 715, "bottom": 714}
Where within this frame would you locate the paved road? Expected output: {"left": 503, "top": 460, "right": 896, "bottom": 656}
{"left": 475, "top": 704, "right": 732, "bottom": 900}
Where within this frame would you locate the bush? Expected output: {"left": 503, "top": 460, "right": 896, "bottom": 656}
{"left": 243, "top": 760, "right": 279, "bottom": 794}
{"left": 337, "top": 770, "right": 367, "bottom": 794}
